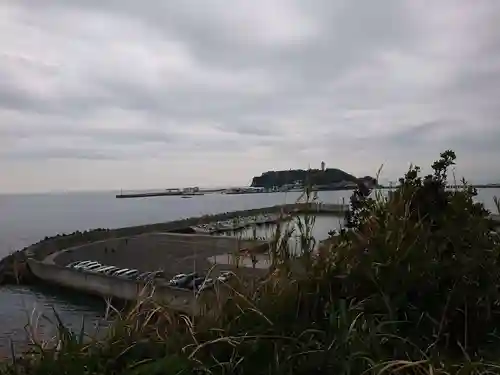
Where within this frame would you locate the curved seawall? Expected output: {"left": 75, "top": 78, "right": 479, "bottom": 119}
{"left": 25, "top": 203, "right": 347, "bottom": 261}
{"left": 27, "top": 259, "right": 202, "bottom": 314}
{"left": 0, "top": 202, "right": 346, "bottom": 285}
{"left": 26, "top": 232, "right": 268, "bottom": 313}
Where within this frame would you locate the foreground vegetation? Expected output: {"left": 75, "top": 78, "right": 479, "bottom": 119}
{"left": 3, "top": 150, "right": 500, "bottom": 374}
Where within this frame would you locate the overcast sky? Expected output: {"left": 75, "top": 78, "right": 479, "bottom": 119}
{"left": 1, "top": 1, "right": 500, "bottom": 193}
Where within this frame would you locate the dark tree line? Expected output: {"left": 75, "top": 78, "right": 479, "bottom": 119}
{"left": 251, "top": 168, "right": 358, "bottom": 188}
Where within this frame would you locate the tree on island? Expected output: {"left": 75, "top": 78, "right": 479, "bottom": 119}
{"left": 251, "top": 168, "right": 375, "bottom": 188}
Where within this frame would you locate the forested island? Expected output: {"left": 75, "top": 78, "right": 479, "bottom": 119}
{"left": 250, "top": 168, "right": 375, "bottom": 190}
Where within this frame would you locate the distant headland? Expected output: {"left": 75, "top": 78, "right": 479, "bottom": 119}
{"left": 250, "top": 168, "right": 377, "bottom": 192}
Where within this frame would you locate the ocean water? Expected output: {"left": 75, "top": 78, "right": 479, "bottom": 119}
{"left": 0, "top": 188, "right": 498, "bottom": 355}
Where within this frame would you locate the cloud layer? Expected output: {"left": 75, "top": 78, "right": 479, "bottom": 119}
{"left": 1, "top": 1, "right": 500, "bottom": 192}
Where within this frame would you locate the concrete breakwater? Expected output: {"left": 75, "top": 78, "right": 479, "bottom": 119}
{"left": 3, "top": 201, "right": 500, "bottom": 312}
{"left": 3, "top": 200, "right": 498, "bottom": 286}
{"left": 27, "top": 260, "right": 205, "bottom": 315}
{"left": 0, "top": 202, "right": 347, "bottom": 285}
{"left": 28, "top": 202, "right": 347, "bottom": 261}
{"left": 27, "top": 233, "right": 269, "bottom": 314}
{"left": 14, "top": 203, "right": 344, "bottom": 307}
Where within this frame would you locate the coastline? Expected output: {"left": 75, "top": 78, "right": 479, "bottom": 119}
{"left": 0, "top": 202, "right": 348, "bottom": 287}
{"left": 1, "top": 201, "right": 498, "bottom": 287}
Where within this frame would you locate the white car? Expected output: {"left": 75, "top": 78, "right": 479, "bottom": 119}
{"left": 66, "top": 261, "right": 85, "bottom": 268}
{"left": 102, "top": 266, "right": 120, "bottom": 275}
{"left": 119, "top": 269, "right": 139, "bottom": 279}
{"left": 74, "top": 261, "right": 100, "bottom": 270}
{"left": 67, "top": 260, "right": 92, "bottom": 269}
{"left": 169, "top": 273, "right": 186, "bottom": 283}
{"left": 81, "top": 263, "right": 102, "bottom": 272}
{"left": 93, "top": 265, "right": 115, "bottom": 274}
{"left": 111, "top": 269, "right": 130, "bottom": 277}
{"left": 169, "top": 273, "right": 198, "bottom": 288}
{"left": 217, "top": 271, "right": 235, "bottom": 283}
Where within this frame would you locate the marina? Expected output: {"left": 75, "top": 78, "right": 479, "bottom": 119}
{"left": 2, "top": 202, "right": 347, "bottom": 317}
{"left": 190, "top": 213, "right": 290, "bottom": 234}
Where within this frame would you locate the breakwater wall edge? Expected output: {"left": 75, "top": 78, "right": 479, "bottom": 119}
{"left": 28, "top": 202, "right": 348, "bottom": 262}
{"left": 27, "top": 260, "right": 207, "bottom": 315}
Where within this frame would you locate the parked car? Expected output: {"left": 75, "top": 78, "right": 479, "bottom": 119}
{"left": 198, "top": 281, "right": 214, "bottom": 292}
{"left": 74, "top": 261, "right": 100, "bottom": 270}
{"left": 169, "top": 273, "right": 186, "bottom": 284}
{"left": 90, "top": 265, "right": 108, "bottom": 273}
{"left": 81, "top": 263, "right": 103, "bottom": 272}
{"left": 218, "top": 271, "right": 236, "bottom": 282}
{"left": 189, "top": 277, "right": 207, "bottom": 290}
{"left": 93, "top": 265, "right": 116, "bottom": 274}
{"left": 136, "top": 272, "right": 152, "bottom": 281}
{"left": 220, "top": 271, "right": 235, "bottom": 278}
{"left": 66, "top": 261, "right": 85, "bottom": 268}
{"left": 68, "top": 260, "right": 92, "bottom": 269}
{"left": 101, "top": 266, "right": 120, "bottom": 275}
{"left": 120, "top": 270, "right": 140, "bottom": 279}
{"left": 111, "top": 269, "right": 130, "bottom": 277}
{"left": 169, "top": 273, "right": 198, "bottom": 288}
{"left": 195, "top": 278, "right": 213, "bottom": 291}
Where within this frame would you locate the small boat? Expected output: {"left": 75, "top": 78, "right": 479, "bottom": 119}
{"left": 181, "top": 195, "right": 193, "bottom": 199}
{"left": 191, "top": 225, "right": 213, "bottom": 234}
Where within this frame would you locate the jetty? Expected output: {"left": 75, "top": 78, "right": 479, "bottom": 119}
{"left": 116, "top": 187, "right": 222, "bottom": 199}
{"left": 191, "top": 213, "right": 290, "bottom": 234}
{"left": 116, "top": 191, "right": 183, "bottom": 198}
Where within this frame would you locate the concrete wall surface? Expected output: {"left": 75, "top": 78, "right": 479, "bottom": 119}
{"left": 27, "top": 259, "right": 201, "bottom": 314}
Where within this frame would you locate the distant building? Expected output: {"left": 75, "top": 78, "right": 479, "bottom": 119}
{"left": 321, "top": 161, "right": 325, "bottom": 171}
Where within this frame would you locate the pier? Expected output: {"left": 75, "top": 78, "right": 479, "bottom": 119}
{"left": 116, "top": 187, "right": 222, "bottom": 198}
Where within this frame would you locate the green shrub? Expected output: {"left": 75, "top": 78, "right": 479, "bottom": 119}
{"left": 330, "top": 150, "right": 500, "bottom": 357}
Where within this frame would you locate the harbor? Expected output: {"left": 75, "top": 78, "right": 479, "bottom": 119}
{"left": 0, "top": 202, "right": 348, "bottom": 314}
{"left": 190, "top": 213, "right": 290, "bottom": 234}
{"left": 22, "top": 201, "right": 500, "bottom": 316}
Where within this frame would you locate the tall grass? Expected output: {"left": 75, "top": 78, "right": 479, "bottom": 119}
{"left": 3, "top": 150, "right": 500, "bottom": 374}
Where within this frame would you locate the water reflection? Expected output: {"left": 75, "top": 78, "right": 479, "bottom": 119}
{"left": 223, "top": 214, "right": 345, "bottom": 253}
{"left": 0, "top": 285, "right": 108, "bottom": 357}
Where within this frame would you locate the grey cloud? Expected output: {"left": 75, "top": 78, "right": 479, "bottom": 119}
{"left": 1, "top": 149, "right": 119, "bottom": 161}
{"left": 1, "top": 0, "right": 500, "bottom": 192}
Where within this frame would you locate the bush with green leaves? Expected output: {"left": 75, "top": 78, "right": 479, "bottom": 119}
{"left": 330, "top": 150, "right": 500, "bottom": 357}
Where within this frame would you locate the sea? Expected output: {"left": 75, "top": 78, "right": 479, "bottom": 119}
{"left": 0, "top": 188, "right": 499, "bottom": 355}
